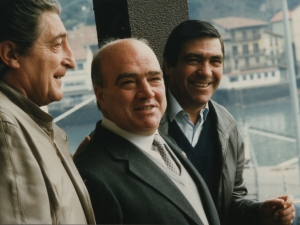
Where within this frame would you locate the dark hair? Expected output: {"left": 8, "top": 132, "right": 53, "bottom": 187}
{"left": 163, "top": 20, "right": 224, "bottom": 67}
{"left": 0, "top": 0, "right": 61, "bottom": 76}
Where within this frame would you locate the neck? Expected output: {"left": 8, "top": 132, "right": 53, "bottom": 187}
{"left": 184, "top": 108, "right": 201, "bottom": 125}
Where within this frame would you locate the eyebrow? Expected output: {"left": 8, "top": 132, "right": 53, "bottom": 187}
{"left": 47, "top": 33, "right": 68, "bottom": 43}
{"left": 115, "top": 70, "right": 163, "bottom": 85}
{"left": 183, "top": 52, "right": 223, "bottom": 61}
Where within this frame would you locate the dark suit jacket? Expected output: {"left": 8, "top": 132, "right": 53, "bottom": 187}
{"left": 75, "top": 121, "right": 220, "bottom": 225}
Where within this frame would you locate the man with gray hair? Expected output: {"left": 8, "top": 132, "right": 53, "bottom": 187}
{"left": 0, "top": 0, "right": 95, "bottom": 223}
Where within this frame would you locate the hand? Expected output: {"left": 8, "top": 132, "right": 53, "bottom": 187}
{"left": 258, "top": 195, "right": 295, "bottom": 225}
{"left": 73, "top": 136, "right": 90, "bottom": 160}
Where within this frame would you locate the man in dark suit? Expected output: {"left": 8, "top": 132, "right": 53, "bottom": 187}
{"left": 74, "top": 38, "right": 220, "bottom": 224}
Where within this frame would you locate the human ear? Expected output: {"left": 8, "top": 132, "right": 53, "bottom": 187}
{"left": 94, "top": 85, "right": 106, "bottom": 109}
{"left": 0, "top": 41, "right": 20, "bottom": 69}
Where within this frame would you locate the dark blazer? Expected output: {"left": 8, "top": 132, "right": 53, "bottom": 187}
{"left": 75, "top": 121, "right": 220, "bottom": 225}
{"left": 159, "top": 100, "right": 261, "bottom": 224}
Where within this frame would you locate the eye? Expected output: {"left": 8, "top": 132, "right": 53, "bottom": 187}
{"left": 122, "top": 80, "right": 135, "bottom": 85}
{"left": 211, "top": 59, "right": 222, "bottom": 66}
{"left": 119, "top": 79, "right": 136, "bottom": 89}
{"left": 186, "top": 57, "right": 200, "bottom": 65}
{"left": 151, "top": 77, "right": 162, "bottom": 81}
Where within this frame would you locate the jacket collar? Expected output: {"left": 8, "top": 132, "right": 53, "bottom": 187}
{"left": 0, "top": 81, "right": 53, "bottom": 124}
{"left": 94, "top": 123, "right": 204, "bottom": 225}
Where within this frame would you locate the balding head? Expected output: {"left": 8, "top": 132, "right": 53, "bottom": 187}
{"left": 91, "top": 38, "right": 151, "bottom": 88}
{"left": 92, "top": 38, "right": 166, "bottom": 135}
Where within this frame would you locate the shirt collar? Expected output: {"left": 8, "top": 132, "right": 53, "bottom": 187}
{"left": 101, "top": 117, "right": 155, "bottom": 150}
{"left": 167, "top": 88, "right": 209, "bottom": 122}
{"left": 0, "top": 81, "right": 53, "bottom": 123}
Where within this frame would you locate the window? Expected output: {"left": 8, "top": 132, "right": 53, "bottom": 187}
{"left": 235, "top": 59, "right": 239, "bottom": 70}
{"left": 253, "top": 43, "right": 259, "bottom": 52}
{"left": 243, "top": 44, "right": 249, "bottom": 54}
{"left": 47, "top": 1, "right": 300, "bottom": 216}
{"left": 257, "top": 73, "right": 261, "bottom": 78}
{"left": 245, "top": 57, "right": 249, "bottom": 66}
{"left": 230, "top": 76, "right": 238, "bottom": 82}
{"left": 232, "top": 46, "right": 238, "bottom": 55}
{"left": 77, "top": 63, "right": 84, "bottom": 70}
{"left": 64, "top": 81, "right": 85, "bottom": 87}
{"left": 242, "top": 31, "right": 247, "bottom": 39}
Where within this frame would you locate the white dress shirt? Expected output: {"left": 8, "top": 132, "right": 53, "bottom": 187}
{"left": 101, "top": 117, "right": 209, "bottom": 225}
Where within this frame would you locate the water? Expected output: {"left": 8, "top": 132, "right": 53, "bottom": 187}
{"left": 52, "top": 98, "right": 300, "bottom": 202}
{"left": 54, "top": 98, "right": 299, "bottom": 166}
{"left": 225, "top": 99, "right": 297, "bottom": 166}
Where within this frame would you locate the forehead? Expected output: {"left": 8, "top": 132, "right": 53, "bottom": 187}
{"left": 38, "top": 12, "right": 66, "bottom": 41}
{"left": 181, "top": 37, "right": 222, "bottom": 55}
{"left": 101, "top": 41, "right": 161, "bottom": 81}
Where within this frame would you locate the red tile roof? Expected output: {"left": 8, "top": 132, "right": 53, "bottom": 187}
{"left": 212, "top": 17, "right": 267, "bottom": 30}
{"left": 68, "top": 25, "right": 98, "bottom": 60}
{"left": 270, "top": 11, "right": 293, "bottom": 23}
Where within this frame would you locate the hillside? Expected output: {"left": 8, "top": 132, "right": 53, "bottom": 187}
{"left": 189, "top": 0, "right": 300, "bottom": 22}
{"left": 57, "top": 0, "right": 300, "bottom": 30}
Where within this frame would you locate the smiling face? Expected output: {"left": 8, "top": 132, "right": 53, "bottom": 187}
{"left": 165, "top": 37, "right": 223, "bottom": 113}
{"left": 9, "top": 11, "right": 75, "bottom": 106}
{"left": 94, "top": 39, "right": 166, "bottom": 135}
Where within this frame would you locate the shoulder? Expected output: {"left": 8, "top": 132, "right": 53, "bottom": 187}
{"left": 209, "top": 100, "right": 238, "bottom": 132}
{"left": 210, "top": 100, "right": 235, "bottom": 121}
{"left": 0, "top": 94, "right": 20, "bottom": 129}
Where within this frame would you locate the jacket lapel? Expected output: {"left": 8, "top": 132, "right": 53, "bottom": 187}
{"left": 161, "top": 133, "right": 221, "bottom": 225}
{"left": 97, "top": 126, "right": 203, "bottom": 225}
{"left": 53, "top": 125, "right": 96, "bottom": 224}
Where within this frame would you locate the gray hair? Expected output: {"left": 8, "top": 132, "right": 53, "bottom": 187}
{"left": 0, "top": 0, "right": 61, "bottom": 76}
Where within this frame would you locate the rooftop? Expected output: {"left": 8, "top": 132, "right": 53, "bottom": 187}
{"left": 212, "top": 17, "right": 267, "bottom": 30}
{"left": 270, "top": 11, "right": 293, "bottom": 23}
{"left": 68, "top": 25, "right": 98, "bottom": 60}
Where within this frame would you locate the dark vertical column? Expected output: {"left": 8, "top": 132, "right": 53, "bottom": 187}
{"left": 92, "top": 0, "right": 189, "bottom": 64}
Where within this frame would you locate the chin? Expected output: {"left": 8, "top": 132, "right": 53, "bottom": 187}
{"left": 49, "top": 94, "right": 63, "bottom": 104}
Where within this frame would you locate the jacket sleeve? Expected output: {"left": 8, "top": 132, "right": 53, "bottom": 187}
{"left": 0, "top": 110, "right": 52, "bottom": 224}
{"left": 227, "top": 126, "right": 261, "bottom": 224}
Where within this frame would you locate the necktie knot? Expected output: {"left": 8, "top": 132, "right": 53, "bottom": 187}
{"left": 153, "top": 135, "right": 180, "bottom": 175}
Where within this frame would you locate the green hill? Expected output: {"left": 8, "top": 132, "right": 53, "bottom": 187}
{"left": 57, "top": 0, "right": 300, "bottom": 30}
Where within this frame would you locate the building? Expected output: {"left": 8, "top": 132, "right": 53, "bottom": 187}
{"left": 269, "top": 3, "right": 300, "bottom": 73}
{"left": 212, "top": 16, "right": 286, "bottom": 90}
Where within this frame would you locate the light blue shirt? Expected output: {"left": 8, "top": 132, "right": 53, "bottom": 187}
{"left": 167, "top": 89, "right": 209, "bottom": 147}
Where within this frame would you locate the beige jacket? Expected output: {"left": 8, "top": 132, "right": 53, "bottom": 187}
{"left": 0, "top": 81, "right": 95, "bottom": 224}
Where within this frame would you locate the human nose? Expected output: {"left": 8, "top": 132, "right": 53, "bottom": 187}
{"left": 136, "top": 80, "right": 155, "bottom": 99}
{"left": 198, "top": 62, "right": 212, "bottom": 77}
{"left": 62, "top": 42, "right": 76, "bottom": 69}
